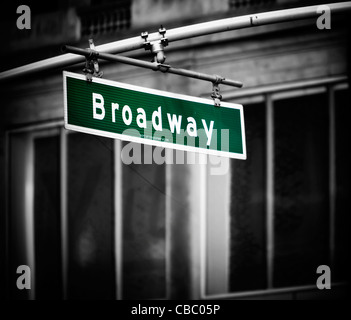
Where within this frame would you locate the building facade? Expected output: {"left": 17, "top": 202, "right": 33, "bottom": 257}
{"left": 1, "top": 0, "right": 350, "bottom": 299}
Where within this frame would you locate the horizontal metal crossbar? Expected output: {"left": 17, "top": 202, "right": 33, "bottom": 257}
{"left": 61, "top": 45, "right": 243, "bottom": 88}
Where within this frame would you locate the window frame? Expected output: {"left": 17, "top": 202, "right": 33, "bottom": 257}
{"left": 6, "top": 122, "right": 171, "bottom": 300}
{"left": 202, "top": 75, "right": 349, "bottom": 299}
{"left": 6, "top": 124, "right": 123, "bottom": 299}
{"left": 6, "top": 124, "right": 63, "bottom": 299}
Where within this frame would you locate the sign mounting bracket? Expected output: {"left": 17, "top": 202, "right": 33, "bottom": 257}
{"left": 83, "top": 39, "right": 103, "bottom": 82}
{"left": 211, "top": 75, "right": 224, "bottom": 107}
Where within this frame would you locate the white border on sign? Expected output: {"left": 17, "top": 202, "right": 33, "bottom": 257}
{"left": 63, "top": 71, "right": 247, "bottom": 160}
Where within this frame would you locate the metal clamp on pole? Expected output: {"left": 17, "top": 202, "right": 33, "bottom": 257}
{"left": 142, "top": 26, "right": 168, "bottom": 64}
{"left": 211, "top": 75, "right": 223, "bottom": 107}
{"left": 155, "top": 63, "right": 171, "bottom": 73}
{"left": 83, "top": 39, "right": 103, "bottom": 82}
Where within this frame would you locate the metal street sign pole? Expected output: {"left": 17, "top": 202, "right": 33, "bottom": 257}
{"left": 1, "top": 2, "right": 351, "bottom": 82}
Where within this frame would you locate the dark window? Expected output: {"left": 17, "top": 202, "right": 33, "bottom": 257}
{"left": 122, "top": 143, "right": 166, "bottom": 299}
{"left": 273, "top": 93, "right": 330, "bottom": 287}
{"left": 334, "top": 89, "right": 351, "bottom": 282}
{"left": 230, "top": 102, "right": 267, "bottom": 292}
{"left": 67, "top": 133, "right": 115, "bottom": 299}
{"left": 34, "top": 134, "right": 62, "bottom": 299}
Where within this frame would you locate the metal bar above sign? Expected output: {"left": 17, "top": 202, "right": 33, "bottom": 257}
{"left": 61, "top": 45, "right": 243, "bottom": 88}
{"left": 1, "top": 2, "right": 351, "bottom": 82}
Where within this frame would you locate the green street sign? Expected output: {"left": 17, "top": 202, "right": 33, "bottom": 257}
{"left": 63, "top": 71, "right": 246, "bottom": 159}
